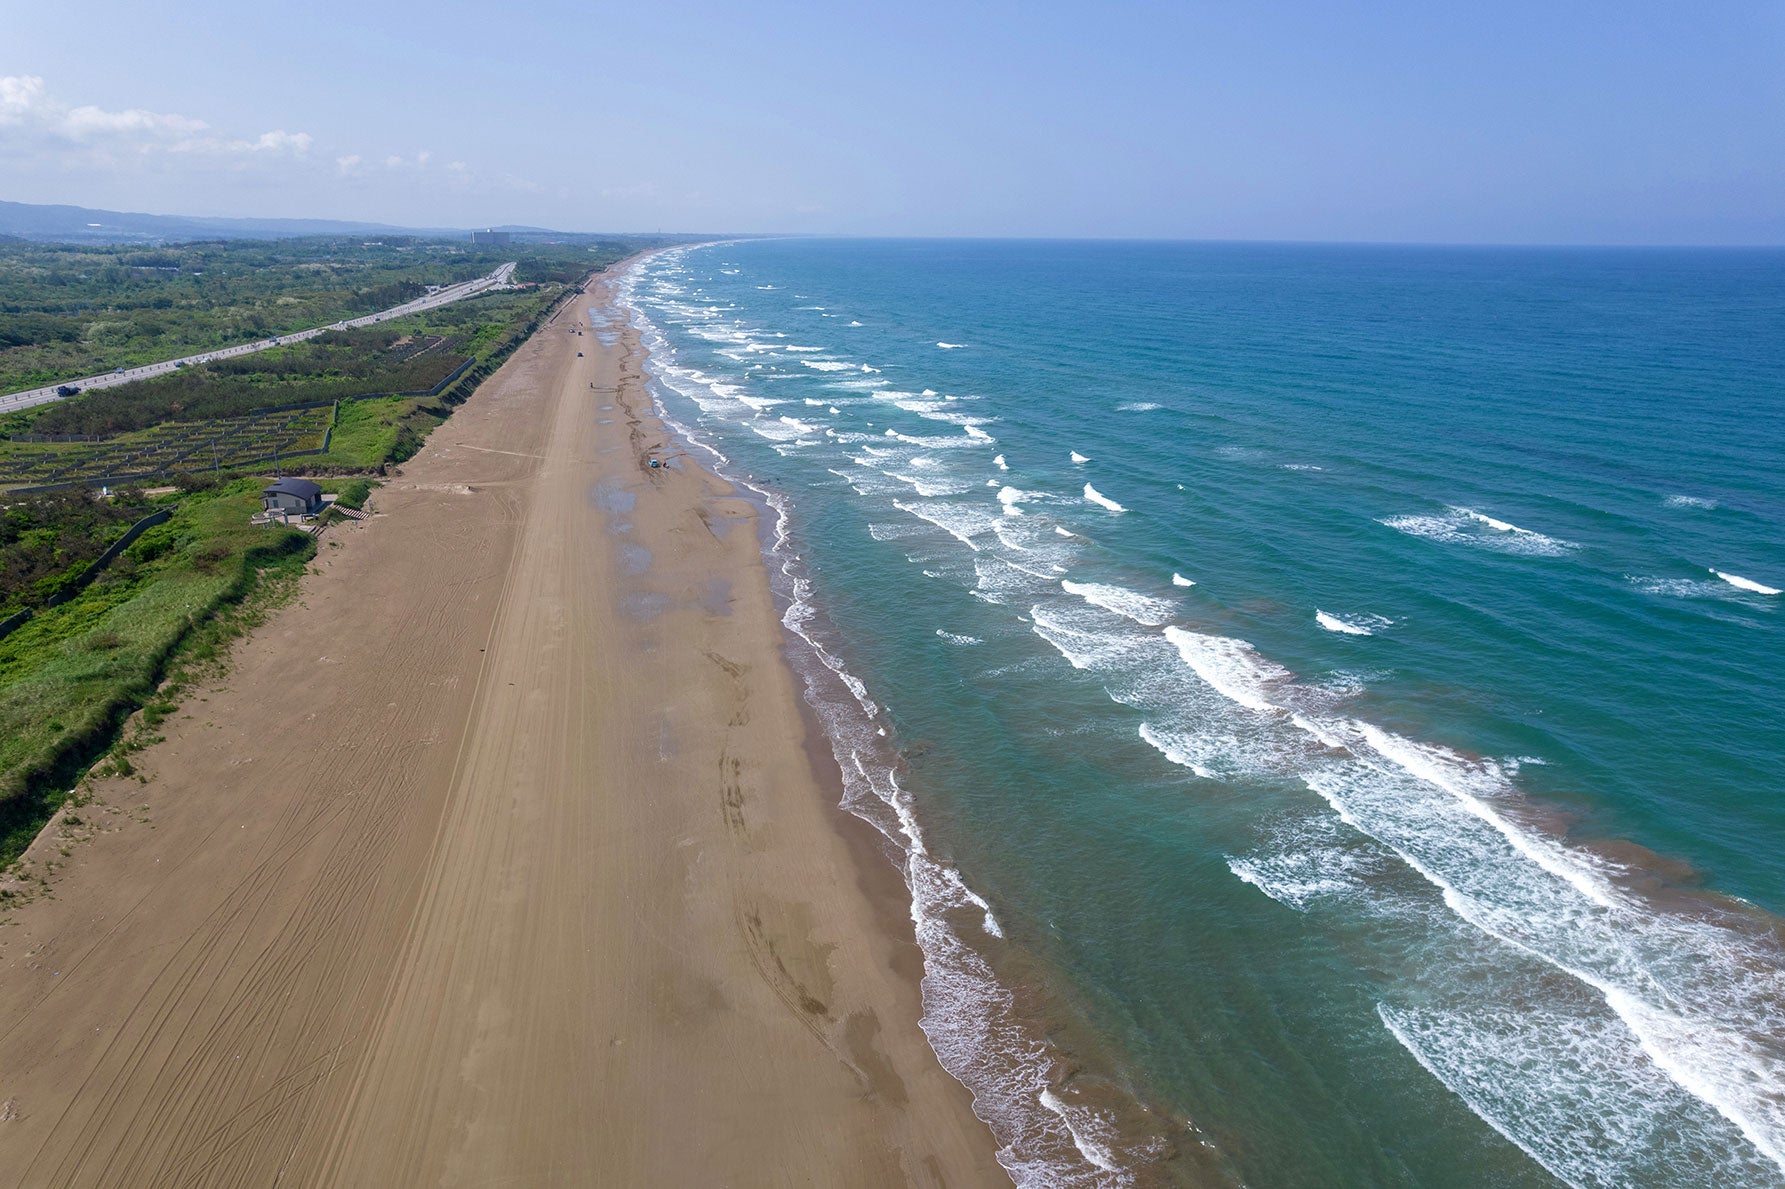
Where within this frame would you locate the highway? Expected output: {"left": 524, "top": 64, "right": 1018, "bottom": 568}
{"left": 0, "top": 262, "right": 517, "bottom": 412}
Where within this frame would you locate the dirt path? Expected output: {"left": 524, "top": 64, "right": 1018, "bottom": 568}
{"left": 0, "top": 265, "right": 1004, "bottom": 1186}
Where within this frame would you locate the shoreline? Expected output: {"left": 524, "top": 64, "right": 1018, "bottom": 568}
{"left": 617, "top": 250, "right": 1221, "bottom": 1186}
{"left": 0, "top": 254, "right": 1004, "bottom": 1184}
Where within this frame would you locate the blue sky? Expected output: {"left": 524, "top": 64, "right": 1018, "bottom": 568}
{"left": 3, "top": 0, "right": 1782, "bottom": 243}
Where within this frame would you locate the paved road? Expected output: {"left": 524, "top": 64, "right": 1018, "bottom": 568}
{"left": 0, "top": 262, "right": 518, "bottom": 413}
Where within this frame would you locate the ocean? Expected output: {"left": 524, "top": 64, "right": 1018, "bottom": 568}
{"left": 614, "top": 239, "right": 1785, "bottom": 1188}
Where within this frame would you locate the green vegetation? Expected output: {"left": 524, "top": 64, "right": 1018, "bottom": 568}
{"left": 0, "top": 280, "right": 599, "bottom": 490}
{"left": 23, "top": 326, "right": 462, "bottom": 436}
{"left": 0, "top": 480, "right": 310, "bottom": 865}
{"left": 0, "top": 235, "right": 651, "bottom": 394}
{"left": 328, "top": 477, "right": 373, "bottom": 510}
{"left": 0, "top": 406, "right": 334, "bottom": 490}
{"left": 0, "top": 489, "right": 141, "bottom": 617}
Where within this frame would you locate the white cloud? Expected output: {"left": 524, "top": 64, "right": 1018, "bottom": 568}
{"left": 248, "top": 130, "right": 312, "bottom": 153}
{"left": 0, "top": 75, "right": 546, "bottom": 222}
{"left": 0, "top": 75, "right": 311, "bottom": 160}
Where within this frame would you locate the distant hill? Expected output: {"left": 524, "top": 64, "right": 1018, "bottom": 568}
{"left": 0, "top": 199, "right": 476, "bottom": 244}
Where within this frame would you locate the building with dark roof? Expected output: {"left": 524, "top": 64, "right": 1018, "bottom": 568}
{"left": 262, "top": 477, "right": 323, "bottom": 517}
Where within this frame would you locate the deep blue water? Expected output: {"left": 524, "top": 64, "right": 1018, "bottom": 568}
{"left": 616, "top": 239, "right": 1785, "bottom": 1187}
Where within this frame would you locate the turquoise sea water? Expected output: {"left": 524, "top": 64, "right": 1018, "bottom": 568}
{"left": 616, "top": 240, "right": 1785, "bottom": 1187}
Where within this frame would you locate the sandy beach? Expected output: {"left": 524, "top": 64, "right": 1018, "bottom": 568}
{"left": 0, "top": 259, "right": 1004, "bottom": 1186}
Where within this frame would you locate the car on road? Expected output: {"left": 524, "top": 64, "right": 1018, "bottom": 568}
{"left": 114, "top": 367, "right": 125, "bottom": 374}
{"left": 56, "top": 385, "right": 81, "bottom": 397}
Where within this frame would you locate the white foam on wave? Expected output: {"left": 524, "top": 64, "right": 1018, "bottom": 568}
{"left": 1171, "top": 573, "right": 1195, "bottom": 588}
{"left": 1712, "top": 570, "right": 1781, "bottom": 596}
{"left": 1070, "top": 451, "right": 1090, "bottom": 464}
{"left": 1377, "top": 995, "right": 1780, "bottom": 1188}
{"left": 1317, "top": 610, "right": 1391, "bottom": 636}
{"left": 1665, "top": 494, "right": 1719, "bottom": 509}
{"left": 887, "top": 470, "right": 980, "bottom": 498}
{"left": 1083, "top": 485, "right": 1125, "bottom": 513}
{"left": 937, "top": 341, "right": 968, "bottom": 349}
{"left": 867, "top": 522, "right": 928, "bottom": 541}
{"left": 1037, "top": 1089, "right": 1122, "bottom": 1173}
{"left": 937, "top": 629, "right": 984, "bottom": 646}
{"left": 963, "top": 424, "right": 995, "bottom": 442}
{"left": 894, "top": 499, "right": 995, "bottom": 551}
{"left": 1381, "top": 506, "right": 1577, "bottom": 557}
{"left": 1116, "top": 402, "right": 1161, "bottom": 412}
{"left": 998, "top": 486, "right": 1047, "bottom": 516}
{"left": 801, "top": 359, "right": 857, "bottom": 372}
{"left": 1062, "top": 580, "right": 1174, "bottom": 626}
{"left": 1629, "top": 575, "right": 1767, "bottom": 602}
{"left": 883, "top": 428, "right": 978, "bottom": 449}
{"left": 1347, "top": 721, "right": 1620, "bottom": 909}
{"left": 1162, "top": 627, "right": 1290, "bottom": 712}
{"left": 1138, "top": 723, "right": 1214, "bottom": 779}
{"left": 1227, "top": 819, "right": 1378, "bottom": 911}
{"left": 994, "top": 453, "right": 1009, "bottom": 471}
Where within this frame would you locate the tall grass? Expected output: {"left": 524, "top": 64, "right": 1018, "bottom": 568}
{"left": 0, "top": 481, "right": 311, "bottom": 865}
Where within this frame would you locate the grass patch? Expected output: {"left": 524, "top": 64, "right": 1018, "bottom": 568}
{"left": 0, "top": 479, "right": 312, "bottom": 867}
{"left": 326, "top": 477, "right": 373, "bottom": 510}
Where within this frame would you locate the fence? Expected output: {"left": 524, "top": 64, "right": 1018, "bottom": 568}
{"left": 0, "top": 508, "right": 173, "bottom": 642}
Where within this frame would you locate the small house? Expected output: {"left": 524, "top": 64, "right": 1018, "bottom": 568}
{"left": 262, "top": 477, "right": 323, "bottom": 517}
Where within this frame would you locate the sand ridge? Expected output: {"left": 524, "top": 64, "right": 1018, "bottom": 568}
{"left": 0, "top": 261, "right": 1004, "bottom": 1186}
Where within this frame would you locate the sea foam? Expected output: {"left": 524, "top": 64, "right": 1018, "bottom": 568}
{"left": 1084, "top": 485, "right": 1126, "bottom": 513}
{"left": 1712, "top": 570, "right": 1781, "bottom": 595}
{"left": 1317, "top": 610, "right": 1390, "bottom": 636}
{"left": 1381, "top": 506, "right": 1577, "bottom": 557}
{"left": 1061, "top": 580, "right": 1174, "bottom": 626}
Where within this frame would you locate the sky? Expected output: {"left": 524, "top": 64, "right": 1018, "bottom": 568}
{"left": 2, "top": 0, "right": 1783, "bottom": 244}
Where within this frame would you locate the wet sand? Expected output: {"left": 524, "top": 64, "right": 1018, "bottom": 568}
{"left": 0, "top": 260, "right": 1004, "bottom": 1186}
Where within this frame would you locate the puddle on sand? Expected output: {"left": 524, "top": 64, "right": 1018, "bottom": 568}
{"left": 591, "top": 480, "right": 635, "bottom": 515}
{"left": 621, "top": 591, "right": 672, "bottom": 621}
{"left": 620, "top": 543, "right": 653, "bottom": 576}
{"left": 701, "top": 577, "right": 733, "bottom": 616}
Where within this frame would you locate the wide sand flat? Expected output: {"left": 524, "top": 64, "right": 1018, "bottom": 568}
{"left": 0, "top": 263, "right": 1003, "bottom": 1186}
